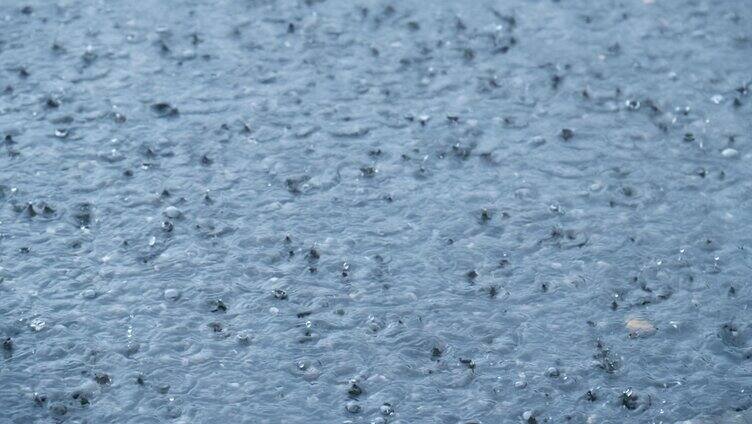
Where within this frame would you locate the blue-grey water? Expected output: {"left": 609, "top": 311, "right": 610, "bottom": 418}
{"left": 1, "top": 0, "right": 751, "bottom": 423}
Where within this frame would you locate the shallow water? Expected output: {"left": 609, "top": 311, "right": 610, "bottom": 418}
{"left": 1, "top": 0, "right": 751, "bottom": 423}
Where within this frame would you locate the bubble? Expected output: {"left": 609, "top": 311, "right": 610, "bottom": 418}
{"left": 164, "top": 289, "right": 180, "bottom": 301}
{"left": 29, "top": 318, "right": 46, "bottom": 332}
{"left": 346, "top": 401, "right": 361, "bottom": 413}
{"left": 721, "top": 148, "right": 739, "bottom": 158}
{"left": 163, "top": 206, "right": 182, "bottom": 218}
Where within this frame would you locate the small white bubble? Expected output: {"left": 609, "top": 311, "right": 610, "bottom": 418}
{"left": 30, "top": 318, "right": 46, "bottom": 332}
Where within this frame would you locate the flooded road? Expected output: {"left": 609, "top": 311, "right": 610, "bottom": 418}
{"left": 1, "top": 0, "right": 751, "bottom": 422}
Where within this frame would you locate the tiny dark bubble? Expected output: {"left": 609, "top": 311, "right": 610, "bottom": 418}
{"left": 456, "top": 17, "right": 466, "bottom": 31}
{"left": 33, "top": 393, "right": 46, "bottom": 406}
{"left": 347, "top": 382, "right": 363, "bottom": 396}
{"left": 46, "top": 97, "right": 61, "bottom": 108}
{"left": 94, "top": 373, "right": 111, "bottom": 385}
{"left": 211, "top": 299, "right": 227, "bottom": 313}
{"left": 560, "top": 128, "right": 574, "bottom": 141}
{"left": 480, "top": 208, "right": 492, "bottom": 222}
{"left": 112, "top": 112, "right": 127, "bottom": 123}
{"left": 72, "top": 391, "right": 90, "bottom": 406}
{"left": 620, "top": 390, "right": 639, "bottom": 410}
{"left": 50, "top": 403, "right": 67, "bottom": 416}
{"left": 24, "top": 203, "right": 37, "bottom": 217}
{"left": 431, "top": 346, "right": 443, "bottom": 358}
{"left": 552, "top": 74, "right": 562, "bottom": 89}
{"left": 459, "top": 358, "right": 475, "bottom": 369}
{"left": 151, "top": 102, "right": 179, "bottom": 118}
{"left": 162, "top": 220, "right": 174, "bottom": 232}
{"left": 488, "top": 285, "right": 499, "bottom": 298}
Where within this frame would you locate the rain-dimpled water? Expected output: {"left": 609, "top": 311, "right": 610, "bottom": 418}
{"left": 0, "top": 0, "right": 751, "bottom": 423}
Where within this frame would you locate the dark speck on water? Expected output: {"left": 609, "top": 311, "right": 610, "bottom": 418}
{"left": 0, "top": 0, "right": 750, "bottom": 422}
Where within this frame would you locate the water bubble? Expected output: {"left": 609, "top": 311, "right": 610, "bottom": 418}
{"left": 626, "top": 317, "right": 656, "bottom": 337}
{"left": 380, "top": 403, "right": 395, "bottom": 415}
{"left": 721, "top": 148, "right": 739, "bottom": 158}
{"left": 345, "top": 401, "right": 361, "bottom": 413}
{"left": 50, "top": 403, "right": 67, "bottom": 416}
{"left": 237, "top": 332, "right": 251, "bottom": 345}
{"left": 94, "top": 373, "right": 111, "bottom": 385}
{"left": 560, "top": 128, "right": 574, "bottom": 141}
{"left": 29, "top": 318, "right": 46, "bottom": 332}
{"left": 163, "top": 206, "right": 182, "bottom": 218}
{"left": 164, "top": 288, "right": 180, "bottom": 301}
{"left": 545, "top": 367, "right": 560, "bottom": 377}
